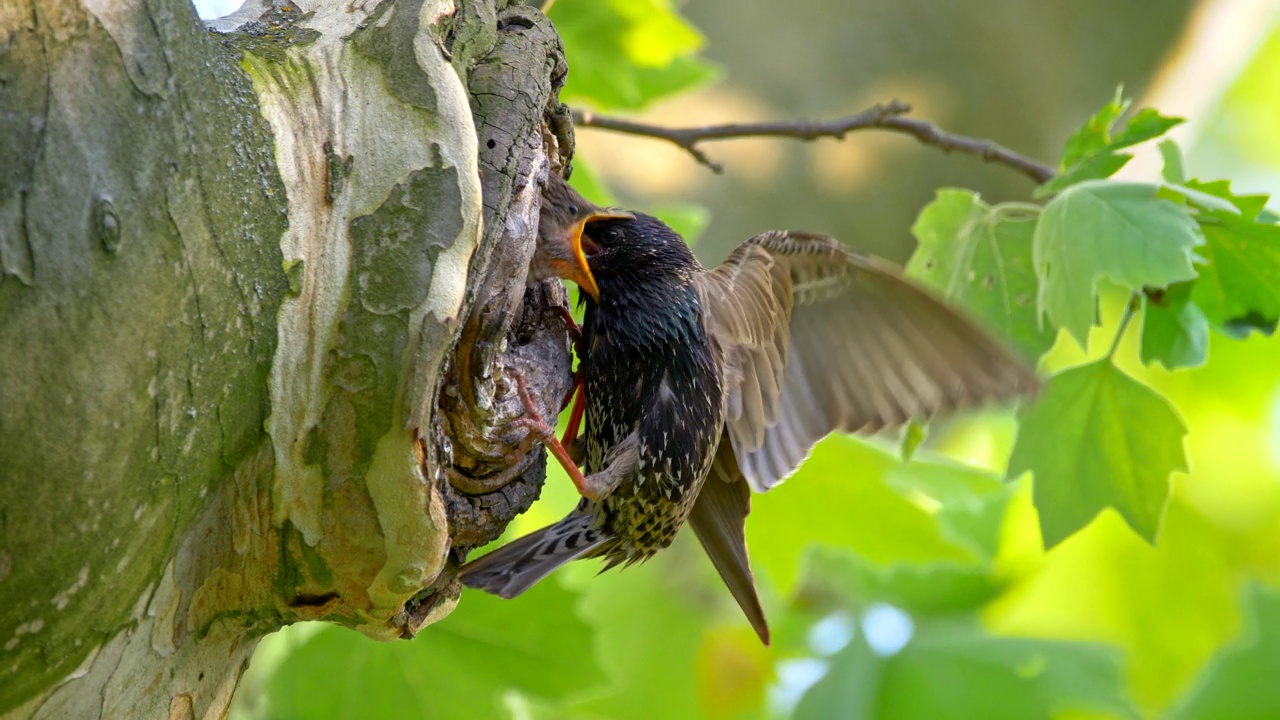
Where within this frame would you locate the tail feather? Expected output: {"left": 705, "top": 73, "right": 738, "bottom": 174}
{"left": 458, "top": 510, "right": 608, "bottom": 598}
{"left": 689, "top": 435, "right": 770, "bottom": 645}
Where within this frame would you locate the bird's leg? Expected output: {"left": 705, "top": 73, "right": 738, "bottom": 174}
{"left": 550, "top": 304, "right": 583, "bottom": 352}
{"left": 561, "top": 369, "right": 583, "bottom": 411}
{"left": 562, "top": 383, "right": 586, "bottom": 452}
{"left": 550, "top": 303, "right": 587, "bottom": 454}
{"left": 507, "top": 369, "right": 607, "bottom": 500}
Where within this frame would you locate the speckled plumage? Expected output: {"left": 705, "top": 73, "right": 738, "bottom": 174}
{"left": 459, "top": 215, "right": 727, "bottom": 590}
{"left": 579, "top": 216, "right": 723, "bottom": 563}
{"left": 460, "top": 202, "right": 1040, "bottom": 646}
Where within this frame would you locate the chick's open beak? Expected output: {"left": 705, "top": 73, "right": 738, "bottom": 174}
{"left": 566, "top": 209, "right": 632, "bottom": 302}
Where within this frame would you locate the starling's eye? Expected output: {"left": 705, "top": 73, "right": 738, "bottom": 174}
{"left": 568, "top": 204, "right": 580, "bottom": 217}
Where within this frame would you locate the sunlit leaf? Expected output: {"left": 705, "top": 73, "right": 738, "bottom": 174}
{"left": 1141, "top": 282, "right": 1210, "bottom": 370}
{"left": 748, "top": 436, "right": 977, "bottom": 596}
{"left": 1038, "top": 153, "right": 1132, "bottom": 199}
{"left": 1060, "top": 88, "right": 1129, "bottom": 169}
{"left": 1163, "top": 177, "right": 1271, "bottom": 218}
{"left": 1159, "top": 140, "right": 1186, "bottom": 184}
{"left": 567, "top": 544, "right": 716, "bottom": 719}
{"left": 550, "top": 0, "right": 717, "bottom": 111}
{"left": 1161, "top": 182, "right": 1247, "bottom": 215}
{"left": 884, "top": 458, "right": 1011, "bottom": 561}
{"left": 1008, "top": 359, "right": 1188, "bottom": 547}
{"left": 694, "top": 625, "right": 773, "bottom": 719}
{"left": 1033, "top": 180, "right": 1204, "bottom": 347}
{"left": 985, "top": 498, "right": 1256, "bottom": 713}
{"left": 1171, "top": 584, "right": 1280, "bottom": 720}
{"left": 801, "top": 546, "right": 1001, "bottom": 617}
{"left": 1174, "top": 182, "right": 1280, "bottom": 338}
{"left": 261, "top": 580, "right": 605, "bottom": 719}
{"left": 794, "top": 615, "right": 1136, "bottom": 720}
{"left": 1037, "top": 90, "right": 1182, "bottom": 197}
{"left": 1110, "top": 108, "right": 1184, "bottom": 151}
{"left": 908, "top": 189, "right": 1055, "bottom": 360}
{"left": 898, "top": 420, "right": 928, "bottom": 463}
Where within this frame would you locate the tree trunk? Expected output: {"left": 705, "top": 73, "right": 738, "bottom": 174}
{"left": 0, "top": 0, "right": 572, "bottom": 716}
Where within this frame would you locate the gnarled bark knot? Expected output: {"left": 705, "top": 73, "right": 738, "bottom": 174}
{"left": 407, "top": 3, "right": 578, "bottom": 635}
{"left": 0, "top": 0, "right": 581, "bottom": 715}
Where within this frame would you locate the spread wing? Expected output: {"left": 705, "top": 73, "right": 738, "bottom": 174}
{"left": 692, "top": 230, "right": 1039, "bottom": 492}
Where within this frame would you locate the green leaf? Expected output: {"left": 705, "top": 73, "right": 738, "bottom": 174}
{"left": 1036, "top": 90, "right": 1183, "bottom": 197}
{"left": 1111, "top": 108, "right": 1184, "bottom": 150}
{"left": 1161, "top": 183, "right": 1245, "bottom": 215}
{"left": 566, "top": 544, "right": 719, "bottom": 720}
{"left": 1008, "top": 359, "right": 1188, "bottom": 547}
{"left": 1180, "top": 184, "right": 1280, "bottom": 337}
{"left": 884, "top": 458, "right": 1011, "bottom": 561}
{"left": 1171, "top": 179, "right": 1271, "bottom": 217}
{"left": 1060, "top": 88, "right": 1128, "bottom": 168}
{"left": 1141, "top": 282, "right": 1209, "bottom": 370}
{"left": 898, "top": 419, "right": 927, "bottom": 462}
{"left": 1033, "top": 180, "right": 1204, "bottom": 347}
{"left": 550, "top": 0, "right": 718, "bottom": 111}
{"left": 908, "top": 189, "right": 1055, "bottom": 360}
{"left": 793, "top": 631, "right": 880, "bottom": 720}
{"left": 1171, "top": 584, "right": 1280, "bottom": 720}
{"left": 794, "top": 616, "right": 1137, "bottom": 720}
{"left": 260, "top": 580, "right": 605, "bottom": 719}
{"left": 1036, "top": 152, "right": 1131, "bottom": 198}
{"left": 748, "top": 436, "right": 978, "bottom": 595}
{"left": 1160, "top": 140, "right": 1186, "bottom": 184}
{"left": 793, "top": 461, "right": 1012, "bottom": 618}
{"left": 801, "top": 546, "right": 1002, "bottom": 617}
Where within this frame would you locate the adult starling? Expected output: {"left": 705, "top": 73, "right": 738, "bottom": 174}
{"left": 461, "top": 207, "right": 1038, "bottom": 645}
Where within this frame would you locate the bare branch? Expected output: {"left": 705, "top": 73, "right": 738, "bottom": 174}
{"left": 571, "top": 100, "right": 1057, "bottom": 184}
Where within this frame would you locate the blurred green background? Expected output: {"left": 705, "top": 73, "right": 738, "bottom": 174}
{"left": 214, "top": 0, "right": 1280, "bottom": 717}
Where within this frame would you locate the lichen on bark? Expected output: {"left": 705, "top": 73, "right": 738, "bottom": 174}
{"left": 2, "top": 0, "right": 288, "bottom": 711}
{"left": 2, "top": 0, "right": 575, "bottom": 716}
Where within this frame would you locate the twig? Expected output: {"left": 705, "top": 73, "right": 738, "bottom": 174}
{"left": 571, "top": 100, "right": 1057, "bottom": 184}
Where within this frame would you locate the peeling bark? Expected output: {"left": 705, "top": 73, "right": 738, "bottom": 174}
{"left": 0, "top": 0, "right": 572, "bottom": 716}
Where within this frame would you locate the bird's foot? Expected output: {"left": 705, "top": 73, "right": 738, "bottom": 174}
{"left": 550, "top": 304, "right": 583, "bottom": 350}
{"left": 562, "top": 371, "right": 585, "bottom": 438}
{"left": 507, "top": 368, "right": 600, "bottom": 500}
{"left": 548, "top": 304, "right": 586, "bottom": 445}
{"left": 560, "top": 368, "right": 582, "bottom": 411}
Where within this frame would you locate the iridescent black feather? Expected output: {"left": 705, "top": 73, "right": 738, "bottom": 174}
{"left": 580, "top": 215, "right": 724, "bottom": 560}
{"left": 461, "top": 208, "right": 1039, "bottom": 647}
{"left": 460, "top": 214, "right": 726, "bottom": 588}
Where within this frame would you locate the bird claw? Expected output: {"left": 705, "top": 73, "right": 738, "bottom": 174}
{"left": 501, "top": 370, "right": 554, "bottom": 462}
{"left": 549, "top": 304, "right": 583, "bottom": 349}
{"left": 503, "top": 367, "right": 597, "bottom": 500}
{"left": 503, "top": 417, "right": 553, "bottom": 464}
{"left": 561, "top": 369, "right": 582, "bottom": 412}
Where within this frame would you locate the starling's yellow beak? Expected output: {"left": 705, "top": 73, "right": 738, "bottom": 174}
{"left": 568, "top": 209, "right": 632, "bottom": 302}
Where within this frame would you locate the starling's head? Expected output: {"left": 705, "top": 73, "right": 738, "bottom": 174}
{"left": 534, "top": 173, "right": 633, "bottom": 302}
{"left": 579, "top": 212, "right": 701, "bottom": 297}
